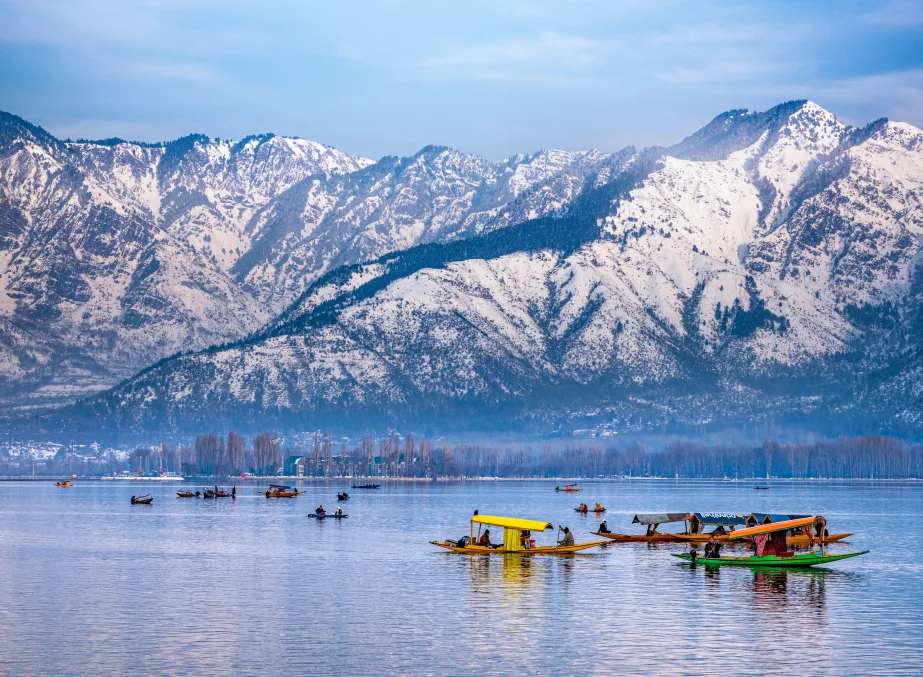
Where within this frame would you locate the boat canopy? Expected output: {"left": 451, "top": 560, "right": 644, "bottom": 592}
{"left": 746, "top": 512, "right": 809, "bottom": 526}
{"left": 471, "top": 515, "right": 553, "bottom": 532}
{"left": 691, "top": 512, "right": 748, "bottom": 526}
{"left": 268, "top": 484, "right": 293, "bottom": 491}
{"left": 632, "top": 512, "right": 690, "bottom": 525}
{"left": 730, "top": 516, "right": 817, "bottom": 540}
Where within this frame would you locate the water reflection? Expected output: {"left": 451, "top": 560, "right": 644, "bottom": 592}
{"left": 751, "top": 569, "right": 830, "bottom": 613}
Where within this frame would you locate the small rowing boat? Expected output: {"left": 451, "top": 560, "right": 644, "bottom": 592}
{"left": 176, "top": 490, "right": 200, "bottom": 498}
{"left": 131, "top": 494, "right": 153, "bottom": 505}
{"left": 310, "top": 513, "right": 348, "bottom": 519}
{"left": 54, "top": 480, "right": 72, "bottom": 487}
{"left": 432, "top": 514, "right": 605, "bottom": 555}
{"left": 576, "top": 504, "right": 605, "bottom": 513}
{"left": 555, "top": 484, "right": 581, "bottom": 492}
{"left": 265, "top": 484, "right": 303, "bottom": 498}
{"left": 351, "top": 483, "right": 380, "bottom": 489}
{"left": 674, "top": 516, "right": 868, "bottom": 568}
{"left": 337, "top": 492, "right": 350, "bottom": 501}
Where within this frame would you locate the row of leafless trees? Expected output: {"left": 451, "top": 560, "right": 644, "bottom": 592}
{"left": 5, "top": 434, "right": 923, "bottom": 479}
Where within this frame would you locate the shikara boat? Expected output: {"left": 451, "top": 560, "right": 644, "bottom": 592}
{"left": 310, "top": 513, "right": 348, "bottom": 519}
{"left": 677, "top": 513, "right": 852, "bottom": 547}
{"left": 54, "top": 480, "right": 72, "bottom": 487}
{"left": 673, "top": 516, "right": 868, "bottom": 568}
{"left": 351, "top": 483, "right": 381, "bottom": 489}
{"left": 131, "top": 494, "right": 153, "bottom": 505}
{"left": 176, "top": 490, "right": 200, "bottom": 498}
{"left": 265, "top": 485, "right": 303, "bottom": 498}
{"left": 431, "top": 514, "right": 605, "bottom": 555}
{"left": 593, "top": 512, "right": 692, "bottom": 543}
{"left": 555, "top": 484, "right": 581, "bottom": 492}
{"left": 337, "top": 492, "right": 350, "bottom": 501}
{"left": 214, "top": 487, "right": 236, "bottom": 498}
{"left": 202, "top": 489, "right": 216, "bottom": 499}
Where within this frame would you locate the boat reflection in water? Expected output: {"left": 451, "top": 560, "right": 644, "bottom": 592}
{"left": 751, "top": 568, "right": 832, "bottom": 614}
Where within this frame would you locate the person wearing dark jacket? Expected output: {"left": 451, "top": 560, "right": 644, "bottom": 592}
{"left": 598, "top": 520, "right": 610, "bottom": 533}
{"left": 704, "top": 535, "right": 722, "bottom": 559}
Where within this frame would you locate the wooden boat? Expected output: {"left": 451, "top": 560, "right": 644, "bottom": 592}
{"left": 337, "top": 492, "right": 350, "bottom": 501}
{"left": 265, "top": 484, "right": 303, "bottom": 498}
{"left": 214, "top": 487, "right": 236, "bottom": 498}
{"left": 431, "top": 514, "right": 605, "bottom": 555}
{"left": 755, "top": 486, "right": 770, "bottom": 490}
{"left": 54, "top": 480, "right": 72, "bottom": 487}
{"left": 674, "top": 516, "right": 868, "bottom": 568}
{"left": 351, "top": 483, "right": 381, "bottom": 489}
{"left": 131, "top": 494, "right": 153, "bottom": 505}
{"left": 673, "top": 551, "right": 867, "bottom": 568}
{"left": 555, "top": 484, "right": 581, "bottom": 492}
{"left": 676, "top": 532, "right": 853, "bottom": 546}
{"left": 676, "top": 512, "right": 852, "bottom": 547}
{"left": 176, "top": 490, "right": 200, "bottom": 498}
{"left": 310, "top": 513, "right": 348, "bottom": 519}
{"left": 202, "top": 489, "right": 216, "bottom": 499}
{"left": 593, "top": 512, "right": 692, "bottom": 543}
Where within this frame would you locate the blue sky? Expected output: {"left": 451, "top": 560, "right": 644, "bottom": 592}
{"left": 1, "top": 0, "right": 922, "bottom": 160}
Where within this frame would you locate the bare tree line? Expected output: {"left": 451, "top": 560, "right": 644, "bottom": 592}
{"left": 5, "top": 433, "right": 923, "bottom": 479}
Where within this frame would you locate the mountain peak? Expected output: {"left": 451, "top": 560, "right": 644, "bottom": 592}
{"left": 668, "top": 100, "right": 809, "bottom": 161}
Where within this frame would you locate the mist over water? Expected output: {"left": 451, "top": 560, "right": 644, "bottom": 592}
{"left": 1, "top": 479, "right": 920, "bottom": 676}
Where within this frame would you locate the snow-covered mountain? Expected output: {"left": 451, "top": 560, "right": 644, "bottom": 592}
{"left": 54, "top": 100, "right": 923, "bottom": 436}
{"left": 0, "top": 112, "right": 610, "bottom": 409}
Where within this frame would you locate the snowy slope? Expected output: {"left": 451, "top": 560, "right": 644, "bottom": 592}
{"left": 67, "top": 101, "right": 923, "bottom": 435}
{"left": 0, "top": 111, "right": 617, "bottom": 409}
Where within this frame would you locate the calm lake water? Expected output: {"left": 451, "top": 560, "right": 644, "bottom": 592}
{"left": 0, "top": 479, "right": 921, "bottom": 676}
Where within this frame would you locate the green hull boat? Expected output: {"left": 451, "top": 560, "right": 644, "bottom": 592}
{"left": 673, "top": 550, "right": 869, "bottom": 568}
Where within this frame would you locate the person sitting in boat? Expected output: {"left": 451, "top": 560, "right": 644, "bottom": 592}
{"left": 578, "top": 503, "right": 586, "bottom": 512}
{"left": 598, "top": 520, "right": 610, "bottom": 533}
{"left": 688, "top": 545, "right": 699, "bottom": 562}
{"left": 558, "top": 526, "right": 574, "bottom": 546}
{"left": 335, "top": 507, "right": 343, "bottom": 516}
{"left": 478, "top": 529, "right": 493, "bottom": 547}
{"left": 712, "top": 525, "right": 727, "bottom": 537}
{"left": 704, "top": 535, "right": 722, "bottom": 559}
{"left": 595, "top": 502, "right": 603, "bottom": 512}
{"left": 316, "top": 505, "right": 326, "bottom": 515}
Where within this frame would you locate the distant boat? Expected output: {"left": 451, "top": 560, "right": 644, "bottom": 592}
{"left": 337, "top": 492, "right": 350, "bottom": 501}
{"left": 54, "top": 480, "right": 72, "bottom": 487}
{"left": 177, "top": 490, "right": 200, "bottom": 498}
{"left": 755, "top": 486, "right": 770, "bottom": 490}
{"left": 265, "top": 484, "right": 303, "bottom": 498}
{"left": 310, "top": 513, "right": 348, "bottom": 519}
{"left": 555, "top": 484, "right": 581, "bottom": 492}
{"left": 351, "top": 483, "right": 381, "bottom": 489}
{"left": 131, "top": 494, "right": 153, "bottom": 505}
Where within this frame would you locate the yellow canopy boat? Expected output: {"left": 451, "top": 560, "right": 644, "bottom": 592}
{"left": 54, "top": 480, "right": 71, "bottom": 487}
{"left": 431, "top": 514, "right": 606, "bottom": 555}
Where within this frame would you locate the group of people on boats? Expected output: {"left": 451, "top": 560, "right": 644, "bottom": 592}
{"left": 577, "top": 502, "right": 605, "bottom": 513}
{"left": 314, "top": 504, "right": 344, "bottom": 516}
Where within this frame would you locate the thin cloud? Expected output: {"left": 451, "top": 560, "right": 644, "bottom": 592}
{"left": 122, "top": 60, "right": 221, "bottom": 84}
{"left": 418, "top": 32, "right": 605, "bottom": 85}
